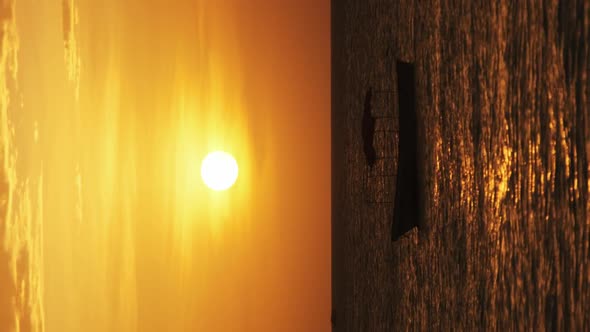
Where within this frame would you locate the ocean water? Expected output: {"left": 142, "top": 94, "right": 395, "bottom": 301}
{"left": 332, "top": 1, "right": 589, "bottom": 330}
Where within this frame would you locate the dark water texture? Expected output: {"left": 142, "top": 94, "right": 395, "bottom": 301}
{"left": 332, "top": 0, "right": 589, "bottom": 330}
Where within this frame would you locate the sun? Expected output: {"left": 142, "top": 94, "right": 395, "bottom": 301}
{"left": 201, "top": 151, "right": 239, "bottom": 191}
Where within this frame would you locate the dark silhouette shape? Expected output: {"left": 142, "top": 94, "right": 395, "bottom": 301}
{"left": 362, "top": 88, "right": 377, "bottom": 167}
{"left": 392, "top": 61, "right": 420, "bottom": 241}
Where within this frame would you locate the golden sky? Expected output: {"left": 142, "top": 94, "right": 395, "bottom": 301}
{"left": 0, "top": 1, "right": 330, "bottom": 331}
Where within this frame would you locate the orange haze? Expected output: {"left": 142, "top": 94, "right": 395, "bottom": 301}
{"left": 0, "top": 1, "right": 330, "bottom": 331}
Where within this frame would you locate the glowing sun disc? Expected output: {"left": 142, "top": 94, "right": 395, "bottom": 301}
{"left": 201, "top": 151, "right": 239, "bottom": 191}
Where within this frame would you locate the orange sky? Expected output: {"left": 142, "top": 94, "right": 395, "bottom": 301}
{"left": 0, "top": 1, "right": 330, "bottom": 331}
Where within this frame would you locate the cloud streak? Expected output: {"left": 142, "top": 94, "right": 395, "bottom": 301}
{"left": 62, "top": 0, "right": 80, "bottom": 99}
{"left": 0, "top": 1, "right": 45, "bottom": 331}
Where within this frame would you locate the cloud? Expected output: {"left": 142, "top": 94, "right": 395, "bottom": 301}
{"left": 62, "top": 0, "right": 80, "bottom": 99}
{"left": 0, "top": 1, "right": 45, "bottom": 331}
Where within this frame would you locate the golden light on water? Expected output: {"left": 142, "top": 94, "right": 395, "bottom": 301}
{"left": 201, "top": 151, "right": 238, "bottom": 191}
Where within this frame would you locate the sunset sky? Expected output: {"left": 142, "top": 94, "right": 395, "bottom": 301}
{"left": 0, "top": 1, "right": 330, "bottom": 331}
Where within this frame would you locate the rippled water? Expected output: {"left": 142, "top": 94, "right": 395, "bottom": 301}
{"left": 332, "top": 1, "right": 589, "bottom": 330}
